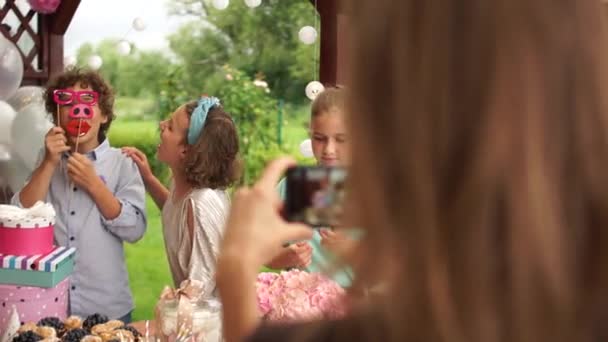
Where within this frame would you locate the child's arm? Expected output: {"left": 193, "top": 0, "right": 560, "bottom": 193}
{"left": 122, "top": 147, "right": 169, "bottom": 210}
{"left": 16, "top": 127, "right": 70, "bottom": 208}
{"left": 265, "top": 243, "right": 312, "bottom": 269}
{"left": 263, "top": 177, "right": 314, "bottom": 269}
{"left": 67, "top": 153, "right": 121, "bottom": 219}
{"left": 67, "top": 152, "right": 147, "bottom": 242}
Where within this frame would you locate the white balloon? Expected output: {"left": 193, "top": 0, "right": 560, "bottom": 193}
{"left": 7, "top": 86, "right": 44, "bottom": 112}
{"left": 11, "top": 103, "right": 53, "bottom": 170}
{"left": 212, "top": 0, "right": 230, "bottom": 10}
{"left": 88, "top": 55, "right": 103, "bottom": 70}
{"left": 0, "top": 153, "right": 31, "bottom": 192}
{"left": 244, "top": 0, "right": 262, "bottom": 8}
{"left": 305, "top": 81, "right": 325, "bottom": 100}
{"left": 0, "top": 36, "right": 24, "bottom": 100}
{"left": 63, "top": 55, "right": 77, "bottom": 68}
{"left": 0, "top": 101, "right": 16, "bottom": 145}
{"left": 298, "top": 26, "right": 318, "bottom": 45}
{"left": 116, "top": 40, "right": 131, "bottom": 56}
{"left": 0, "top": 143, "right": 11, "bottom": 161}
{"left": 132, "top": 17, "right": 147, "bottom": 31}
{"left": 299, "top": 139, "right": 314, "bottom": 158}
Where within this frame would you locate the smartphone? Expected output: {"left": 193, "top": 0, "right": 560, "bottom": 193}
{"left": 283, "top": 165, "right": 347, "bottom": 227}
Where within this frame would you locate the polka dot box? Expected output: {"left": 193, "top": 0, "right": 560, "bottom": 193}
{"left": 0, "top": 278, "right": 69, "bottom": 327}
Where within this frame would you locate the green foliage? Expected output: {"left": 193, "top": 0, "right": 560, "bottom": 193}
{"left": 215, "top": 65, "right": 283, "bottom": 184}
{"left": 75, "top": 39, "right": 173, "bottom": 99}
{"left": 73, "top": 2, "right": 323, "bottom": 185}
{"left": 125, "top": 195, "right": 172, "bottom": 321}
{"left": 107, "top": 120, "right": 171, "bottom": 185}
{"left": 114, "top": 97, "right": 156, "bottom": 121}
{"left": 169, "top": 0, "right": 318, "bottom": 104}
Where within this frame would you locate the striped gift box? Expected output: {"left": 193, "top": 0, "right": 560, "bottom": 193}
{"left": 0, "top": 247, "right": 75, "bottom": 288}
{"left": 0, "top": 246, "right": 75, "bottom": 272}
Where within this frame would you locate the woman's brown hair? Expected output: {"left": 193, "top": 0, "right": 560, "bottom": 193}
{"left": 44, "top": 67, "right": 115, "bottom": 142}
{"left": 342, "top": 1, "right": 608, "bottom": 342}
{"left": 183, "top": 101, "right": 241, "bottom": 189}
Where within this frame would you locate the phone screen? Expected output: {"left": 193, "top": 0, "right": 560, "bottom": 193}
{"left": 283, "top": 166, "right": 347, "bottom": 227}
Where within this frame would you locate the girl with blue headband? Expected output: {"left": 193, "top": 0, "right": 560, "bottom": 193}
{"left": 123, "top": 97, "right": 240, "bottom": 297}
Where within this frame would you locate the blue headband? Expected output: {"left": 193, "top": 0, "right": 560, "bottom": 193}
{"left": 188, "top": 97, "right": 220, "bottom": 145}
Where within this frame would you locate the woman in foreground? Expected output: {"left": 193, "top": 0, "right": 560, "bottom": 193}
{"left": 218, "top": 1, "right": 608, "bottom": 341}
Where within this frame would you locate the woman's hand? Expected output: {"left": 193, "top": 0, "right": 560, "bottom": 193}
{"left": 217, "top": 158, "right": 314, "bottom": 342}
{"left": 320, "top": 228, "right": 358, "bottom": 258}
{"left": 266, "top": 241, "right": 313, "bottom": 269}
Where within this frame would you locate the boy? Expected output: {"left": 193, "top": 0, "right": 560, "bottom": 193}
{"left": 12, "top": 68, "right": 147, "bottom": 323}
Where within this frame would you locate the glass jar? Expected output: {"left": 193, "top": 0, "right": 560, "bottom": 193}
{"left": 155, "top": 298, "right": 222, "bottom": 342}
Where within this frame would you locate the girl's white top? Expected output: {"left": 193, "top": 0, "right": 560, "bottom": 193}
{"left": 162, "top": 186, "right": 230, "bottom": 298}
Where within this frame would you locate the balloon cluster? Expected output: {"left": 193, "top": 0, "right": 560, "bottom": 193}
{"left": 0, "top": 36, "right": 53, "bottom": 195}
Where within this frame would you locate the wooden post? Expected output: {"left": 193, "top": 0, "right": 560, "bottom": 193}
{"left": 48, "top": 0, "right": 80, "bottom": 81}
{"left": 312, "top": 0, "right": 349, "bottom": 86}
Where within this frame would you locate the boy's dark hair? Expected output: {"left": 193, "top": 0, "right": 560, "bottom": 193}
{"left": 183, "top": 101, "right": 241, "bottom": 189}
{"left": 44, "top": 67, "right": 115, "bottom": 142}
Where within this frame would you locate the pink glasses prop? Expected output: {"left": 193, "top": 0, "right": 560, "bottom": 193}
{"left": 53, "top": 89, "right": 99, "bottom": 106}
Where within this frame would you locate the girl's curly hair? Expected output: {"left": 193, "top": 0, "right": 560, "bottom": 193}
{"left": 183, "top": 101, "right": 241, "bottom": 189}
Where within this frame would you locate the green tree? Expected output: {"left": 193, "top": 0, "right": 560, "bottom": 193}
{"left": 169, "top": 0, "right": 319, "bottom": 103}
{"left": 75, "top": 39, "right": 173, "bottom": 98}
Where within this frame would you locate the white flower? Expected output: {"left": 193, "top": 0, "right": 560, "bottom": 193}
{"left": 253, "top": 80, "right": 269, "bottom": 89}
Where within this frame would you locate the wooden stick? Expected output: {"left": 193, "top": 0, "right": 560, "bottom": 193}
{"left": 74, "top": 119, "right": 83, "bottom": 153}
{"left": 56, "top": 105, "right": 61, "bottom": 128}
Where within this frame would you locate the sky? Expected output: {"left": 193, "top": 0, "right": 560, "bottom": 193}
{"left": 64, "top": 0, "right": 197, "bottom": 57}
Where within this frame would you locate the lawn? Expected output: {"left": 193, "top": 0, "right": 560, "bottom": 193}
{"left": 125, "top": 195, "right": 169, "bottom": 321}
{"left": 113, "top": 98, "right": 312, "bottom": 321}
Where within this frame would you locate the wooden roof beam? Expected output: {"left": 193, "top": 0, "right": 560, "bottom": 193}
{"left": 50, "top": 0, "right": 81, "bottom": 35}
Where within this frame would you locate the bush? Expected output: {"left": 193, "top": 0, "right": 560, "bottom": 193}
{"left": 215, "top": 66, "right": 284, "bottom": 184}
{"left": 107, "top": 121, "right": 171, "bottom": 185}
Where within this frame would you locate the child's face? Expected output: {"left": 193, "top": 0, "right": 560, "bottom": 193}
{"left": 157, "top": 105, "right": 190, "bottom": 168}
{"left": 310, "top": 108, "right": 350, "bottom": 167}
{"left": 55, "top": 82, "right": 107, "bottom": 151}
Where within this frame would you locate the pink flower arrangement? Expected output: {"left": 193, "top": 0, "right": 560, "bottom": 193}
{"left": 27, "top": 0, "right": 61, "bottom": 14}
{"left": 256, "top": 269, "right": 347, "bottom": 322}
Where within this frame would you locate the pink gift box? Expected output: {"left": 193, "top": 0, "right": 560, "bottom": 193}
{"left": 0, "top": 225, "right": 54, "bottom": 256}
{"left": 0, "top": 278, "right": 69, "bottom": 327}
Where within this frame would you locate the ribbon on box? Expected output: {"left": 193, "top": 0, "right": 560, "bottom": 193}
{"left": 155, "top": 279, "right": 204, "bottom": 339}
{"left": 0, "top": 202, "right": 56, "bottom": 224}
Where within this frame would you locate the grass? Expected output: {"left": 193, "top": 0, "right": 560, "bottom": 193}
{"left": 125, "top": 195, "right": 169, "bottom": 321}
{"left": 108, "top": 120, "right": 158, "bottom": 143}
{"left": 114, "top": 98, "right": 312, "bottom": 321}
{"left": 114, "top": 97, "right": 157, "bottom": 121}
